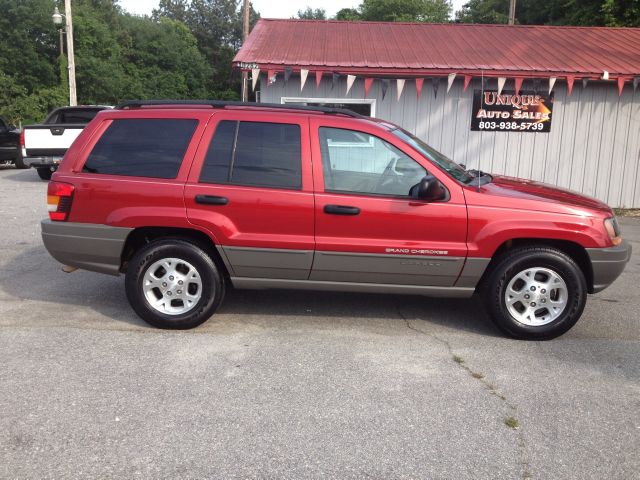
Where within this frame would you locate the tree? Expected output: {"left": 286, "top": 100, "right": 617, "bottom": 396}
{"left": 296, "top": 7, "right": 327, "bottom": 19}
{"left": 335, "top": 0, "right": 452, "bottom": 22}
{"left": 455, "top": 0, "right": 509, "bottom": 23}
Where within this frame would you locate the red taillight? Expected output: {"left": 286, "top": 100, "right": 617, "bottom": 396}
{"left": 20, "top": 130, "right": 25, "bottom": 149}
{"left": 47, "top": 181, "right": 75, "bottom": 221}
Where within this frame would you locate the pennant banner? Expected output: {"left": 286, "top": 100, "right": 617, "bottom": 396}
{"left": 381, "top": 78, "right": 389, "bottom": 100}
{"left": 415, "top": 78, "right": 424, "bottom": 99}
{"left": 315, "top": 70, "right": 323, "bottom": 87}
{"left": 497, "top": 77, "right": 506, "bottom": 97}
{"left": 284, "top": 67, "right": 292, "bottom": 85}
{"left": 514, "top": 77, "right": 523, "bottom": 96}
{"left": 267, "top": 69, "right": 276, "bottom": 86}
{"left": 549, "top": 77, "right": 557, "bottom": 94}
{"left": 432, "top": 77, "right": 439, "bottom": 98}
{"left": 300, "top": 69, "right": 309, "bottom": 91}
{"left": 396, "top": 79, "right": 405, "bottom": 100}
{"left": 364, "top": 78, "right": 373, "bottom": 97}
{"left": 566, "top": 75, "right": 575, "bottom": 96}
{"left": 331, "top": 73, "right": 339, "bottom": 90}
{"left": 251, "top": 68, "right": 260, "bottom": 91}
{"left": 346, "top": 75, "right": 356, "bottom": 94}
{"left": 582, "top": 78, "right": 589, "bottom": 89}
{"left": 463, "top": 75, "right": 472, "bottom": 92}
{"left": 447, "top": 73, "right": 456, "bottom": 93}
{"left": 617, "top": 77, "right": 626, "bottom": 96}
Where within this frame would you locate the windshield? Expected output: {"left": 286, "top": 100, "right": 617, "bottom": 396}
{"left": 391, "top": 128, "right": 474, "bottom": 184}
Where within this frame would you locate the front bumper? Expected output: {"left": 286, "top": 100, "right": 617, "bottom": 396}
{"left": 41, "top": 220, "right": 133, "bottom": 276}
{"left": 586, "top": 240, "right": 632, "bottom": 293}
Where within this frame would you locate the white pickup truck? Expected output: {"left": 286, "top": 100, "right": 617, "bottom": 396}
{"left": 22, "top": 105, "right": 111, "bottom": 179}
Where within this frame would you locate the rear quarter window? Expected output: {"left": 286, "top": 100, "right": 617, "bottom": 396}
{"left": 83, "top": 118, "right": 197, "bottom": 179}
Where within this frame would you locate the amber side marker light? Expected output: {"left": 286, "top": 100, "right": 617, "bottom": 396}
{"left": 604, "top": 217, "right": 622, "bottom": 246}
{"left": 47, "top": 181, "right": 75, "bottom": 221}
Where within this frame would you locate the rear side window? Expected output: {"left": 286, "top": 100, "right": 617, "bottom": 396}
{"left": 200, "top": 120, "right": 301, "bottom": 189}
{"left": 46, "top": 108, "right": 104, "bottom": 124}
{"left": 83, "top": 119, "right": 197, "bottom": 178}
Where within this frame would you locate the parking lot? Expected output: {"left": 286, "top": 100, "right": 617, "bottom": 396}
{"left": 0, "top": 165, "right": 638, "bottom": 479}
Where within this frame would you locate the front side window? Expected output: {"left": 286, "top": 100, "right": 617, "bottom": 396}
{"left": 319, "top": 127, "right": 426, "bottom": 197}
{"left": 83, "top": 118, "right": 197, "bottom": 178}
{"left": 200, "top": 120, "right": 302, "bottom": 189}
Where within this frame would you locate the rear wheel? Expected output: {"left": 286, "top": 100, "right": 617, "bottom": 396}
{"left": 36, "top": 167, "right": 53, "bottom": 180}
{"left": 483, "top": 246, "right": 587, "bottom": 340}
{"left": 125, "top": 239, "right": 224, "bottom": 329}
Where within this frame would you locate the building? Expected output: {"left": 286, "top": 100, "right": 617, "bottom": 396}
{"left": 233, "top": 19, "right": 640, "bottom": 208}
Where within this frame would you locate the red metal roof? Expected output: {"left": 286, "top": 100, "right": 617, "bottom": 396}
{"left": 233, "top": 19, "right": 640, "bottom": 79}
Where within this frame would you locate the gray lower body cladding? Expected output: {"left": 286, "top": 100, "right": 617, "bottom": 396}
{"left": 587, "top": 240, "right": 632, "bottom": 293}
{"left": 41, "top": 220, "right": 132, "bottom": 275}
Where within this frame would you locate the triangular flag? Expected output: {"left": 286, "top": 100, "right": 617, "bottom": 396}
{"left": 432, "top": 77, "right": 439, "bottom": 98}
{"left": 634, "top": 77, "right": 640, "bottom": 91}
{"left": 267, "top": 69, "right": 276, "bottom": 85}
{"left": 396, "top": 79, "right": 405, "bottom": 100}
{"left": 300, "top": 69, "right": 308, "bottom": 91}
{"left": 463, "top": 75, "right": 472, "bottom": 92}
{"left": 582, "top": 78, "right": 589, "bottom": 89}
{"left": 617, "top": 77, "right": 626, "bottom": 96}
{"left": 415, "top": 78, "right": 424, "bottom": 98}
{"left": 497, "top": 77, "right": 506, "bottom": 96}
{"left": 251, "top": 68, "right": 260, "bottom": 91}
{"left": 566, "top": 76, "right": 575, "bottom": 96}
{"left": 381, "top": 79, "right": 390, "bottom": 100}
{"left": 447, "top": 73, "right": 457, "bottom": 93}
{"left": 514, "top": 77, "right": 523, "bottom": 96}
{"left": 549, "top": 77, "right": 556, "bottom": 94}
{"left": 482, "top": 77, "right": 489, "bottom": 90}
{"left": 331, "top": 73, "right": 339, "bottom": 90}
{"left": 315, "top": 71, "right": 323, "bottom": 87}
{"left": 364, "top": 78, "right": 373, "bottom": 97}
{"left": 346, "top": 75, "right": 356, "bottom": 94}
{"left": 284, "top": 67, "right": 293, "bottom": 85}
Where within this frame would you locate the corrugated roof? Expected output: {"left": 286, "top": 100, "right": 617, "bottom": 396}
{"left": 233, "top": 19, "right": 640, "bottom": 79}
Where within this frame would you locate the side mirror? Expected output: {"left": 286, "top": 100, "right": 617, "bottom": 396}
{"left": 411, "top": 175, "right": 447, "bottom": 202}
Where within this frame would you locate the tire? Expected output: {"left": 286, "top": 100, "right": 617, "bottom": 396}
{"left": 483, "top": 246, "right": 587, "bottom": 340}
{"left": 125, "top": 239, "right": 225, "bottom": 329}
{"left": 13, "top": 154, "right": 28, "bottom": 169}
{"left": 36, "top": 167, "right": 53, "bottom": 180}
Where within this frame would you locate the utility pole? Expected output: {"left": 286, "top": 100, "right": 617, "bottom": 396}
{"left": 65, "top": 0, "right": 77, "bottom": 106}
{"left": 241, "top": 0, "right": 249, "bottom": 101}
{"left": 508, "top": 0, "right": 516, "bottom": 25}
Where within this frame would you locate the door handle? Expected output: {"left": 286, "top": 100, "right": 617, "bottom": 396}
{"left": 195, "top": 195, "right": 229, "bottom": 206}
{"left": 324, "top": 204, "right": 360, "bottom": 216}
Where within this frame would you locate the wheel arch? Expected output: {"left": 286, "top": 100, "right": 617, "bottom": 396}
{"left": 479, "top": 238, "right": 594, "bottom": 294}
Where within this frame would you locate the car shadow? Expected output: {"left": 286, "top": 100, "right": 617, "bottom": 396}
{"left": 1, "top": 167, "right": 42, "bottom": 183}
{"left": 0, "top": 245, "right": 501, "bottom": 338}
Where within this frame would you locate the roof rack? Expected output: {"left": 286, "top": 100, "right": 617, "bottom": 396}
{"left": 115, "top": 99, "right": 368, "bottom": 119}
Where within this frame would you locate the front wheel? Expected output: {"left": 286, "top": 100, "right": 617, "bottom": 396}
{"left": 125, "top": 239, "right": 225, "bottom": 329}
{"left": 483, "top": 246, "right": 587, "bottom": 340}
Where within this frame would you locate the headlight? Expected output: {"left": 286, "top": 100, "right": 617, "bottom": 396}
{"left": 604, "top": 217, "right": 622, "bottom": 246}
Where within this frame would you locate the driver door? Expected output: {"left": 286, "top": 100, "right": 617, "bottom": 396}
{"left": 309, "top": 117, "right": 468, "bottom": 286}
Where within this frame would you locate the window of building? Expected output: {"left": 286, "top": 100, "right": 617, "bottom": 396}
{"left": 200, "top": 120, "right": 302, "bottom": 190}
{"left": 83, "top": 118, "right": 197, "bottom": 178}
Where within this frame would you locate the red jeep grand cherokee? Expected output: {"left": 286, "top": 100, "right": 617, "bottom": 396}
{"left": 41, "top": 100, "right": 630, "bottom": 339}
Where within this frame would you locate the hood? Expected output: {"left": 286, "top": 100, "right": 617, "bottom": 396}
{"left": 477, "top": 175, "right": 611, "bottom": 214}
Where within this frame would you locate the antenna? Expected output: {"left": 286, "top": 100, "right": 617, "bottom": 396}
{"left": 478, "top": 71, "right": 484, "bottom": 192}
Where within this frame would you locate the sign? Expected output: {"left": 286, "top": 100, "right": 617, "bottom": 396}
{"left": 471, "top": 90, "right": 553, "bottom": 132}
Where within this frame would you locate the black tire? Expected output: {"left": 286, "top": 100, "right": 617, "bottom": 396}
{"left": 13, "top": 154, "right": 28, "bottom": 169}
{"left": 36, "top": 167, "right": 53, "bottom": 180}
{"left": 125, "top": 239, "right": 225, "bottom": 329}
{"left": 482, "top": 246, "right": 587, "bottom": 340}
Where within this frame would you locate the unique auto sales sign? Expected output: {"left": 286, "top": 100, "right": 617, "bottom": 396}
{"left": 471, "top": 90, "right": 553, "bottom": 132}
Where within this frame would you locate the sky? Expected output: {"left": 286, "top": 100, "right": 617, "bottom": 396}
{"left": 119, "top": 0, "right": 466, "bottom": 19}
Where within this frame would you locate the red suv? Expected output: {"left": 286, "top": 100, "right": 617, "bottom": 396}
{"left": 42, "top": 100, "right": 630, "bottom": 339}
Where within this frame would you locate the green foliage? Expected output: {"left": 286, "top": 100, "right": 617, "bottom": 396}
{"left": 296, "top": 7, "right": 327, "bottom": 19}
{"left": 335, "top": 0, "right": 452, "bottom": 22}
{"left": 456, "top": 0, "right": 640, "bottom": 26}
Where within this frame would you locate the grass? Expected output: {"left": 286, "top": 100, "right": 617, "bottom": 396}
{"left": 504, "top": 416, "right": 520, "bottom": 429}
{"left": 453, "top": 355, "right": 465, "bottom": 364}
{"left": 613, "top": 208, "right": 640, "bottom": 217}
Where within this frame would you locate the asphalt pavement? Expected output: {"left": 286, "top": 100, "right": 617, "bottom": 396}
{"left": 0, "top": 166, "right": 638, "bottom": 479}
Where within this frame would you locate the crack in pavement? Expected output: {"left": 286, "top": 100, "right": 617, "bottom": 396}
{"left": 396, "top": 305, "right": 532, "bottom": 479}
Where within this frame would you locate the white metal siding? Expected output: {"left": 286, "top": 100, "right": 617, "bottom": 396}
{"left": 261, "top": 76, "right": 640, "bottom": 208}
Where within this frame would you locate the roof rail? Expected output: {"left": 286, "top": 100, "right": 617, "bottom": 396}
{"left": 115, "top": 99, "right": 368, "bottom": 119}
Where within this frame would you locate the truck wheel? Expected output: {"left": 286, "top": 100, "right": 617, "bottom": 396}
{"left": 13, "top": 154, "right": 28, "bottom": 169}
{"left": 483, "top": 246, "right": 587, "bottom": 340}
{"left": 125, "top": 239, "right": 224, "bottom": 329}
{"left": 36, "top": 167, "right": 53, "bottom": 180}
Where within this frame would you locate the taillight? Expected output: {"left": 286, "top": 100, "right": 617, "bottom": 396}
{"left": 20, "top": 130, "right": 25, "bottom": 149}
{"left": 47, "top": 181, "right": 75, "bottom": 221}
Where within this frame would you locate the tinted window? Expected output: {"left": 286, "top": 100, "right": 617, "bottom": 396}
{"left": 319, "top": 127, "right": 426, "bottom": 197}
{"left": 47, "top": 108, "right": 105, "bottom": 125}
{"left": 200, "top": 121, "right": 301, "bottom": 189}
{"left": 83, "top": 119, "right": 197, "bottom": 178}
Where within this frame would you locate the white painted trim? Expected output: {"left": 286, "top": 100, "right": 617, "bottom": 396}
{"left": 280, "top": 97, "right": 377, "bottom": 117}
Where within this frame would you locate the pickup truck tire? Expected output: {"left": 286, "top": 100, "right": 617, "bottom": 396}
{"left": 36, "top": 167, "right": 53, "bottom": 180}
{"left": 483, "top": 246, "right": 587, "bottom": 340}
{"left": 13, "top": 155, "right": 28, "bottom": 169}
{"left": 125, "top": 239, "right": 224, "bottom": 329}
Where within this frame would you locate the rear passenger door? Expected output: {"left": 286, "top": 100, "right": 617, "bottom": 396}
{"left": 185, "top": 112, "right": 315, "bottom": 280}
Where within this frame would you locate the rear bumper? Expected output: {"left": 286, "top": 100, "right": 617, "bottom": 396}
{"left": 24, "top": 156, "right": 63, "bottom": 168}
{"left": 586, "top": 240, "right": 632, "bottom": 293}
{"left": 41, "top": 220, "right": 133, "bottom": 276}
